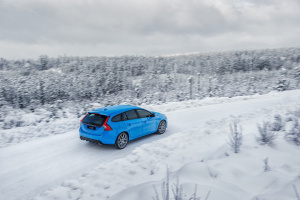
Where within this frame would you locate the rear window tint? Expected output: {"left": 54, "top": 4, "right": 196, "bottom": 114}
{"left": 125, "top": 110, "right": 138, "bottom": 120}
{"left": 136, "top": 109, "right": 152, "bottom": 118}
{"left": 82, "top": 113, "right": 106, "bottom": 126}
{"left": 122, "top": 112, "right": 128, "bottom": 121}
{"left": 112, "top": 114, "right": 121, "bottom": 122}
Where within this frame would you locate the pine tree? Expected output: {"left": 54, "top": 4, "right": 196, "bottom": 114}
{"left": 39, "top": 55, "right": 49, "bottom": 70}
{"left": 229, "top": 122, "right": 243, "bottom": 153}
{"left": 188, "top": 76, "right": 193, "bottom": 99}
{"left": 39, "top": 80, "right": 45, "bottom": 105}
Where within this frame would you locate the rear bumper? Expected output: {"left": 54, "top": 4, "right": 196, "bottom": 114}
{"left": 80, "top": 136, "right": 103, "bottom": 145}
{"left": 79, "top": 126, "right": 117, "bottom": 144}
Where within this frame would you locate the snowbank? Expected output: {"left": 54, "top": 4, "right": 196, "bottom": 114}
{"left": 31, "top": 90, "right": 300, "bottom": 200}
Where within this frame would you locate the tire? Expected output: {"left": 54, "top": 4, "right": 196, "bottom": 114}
{"left": 115, "top": 132, "right": 129, "bottom": 149}
{"left": 156, "top": 120, "right": 166, "bottom": 134}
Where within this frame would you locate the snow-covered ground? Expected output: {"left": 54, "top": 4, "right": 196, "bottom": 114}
{"left": 0, "top": 92, "right": 279, "bottom": 149}
{"left": 1, "top": 90, "right": 300, "bottom": 200}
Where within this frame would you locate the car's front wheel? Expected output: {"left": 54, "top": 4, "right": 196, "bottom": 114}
{"left": 115, "top": 132, "right": 128, "bottom": 149}
{"left": 156, "top": 120, "right": 166, "bottom": 134}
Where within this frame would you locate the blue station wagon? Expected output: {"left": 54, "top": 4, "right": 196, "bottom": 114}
{"left": 79, "top": 105, "right": 167, "bottom": 149}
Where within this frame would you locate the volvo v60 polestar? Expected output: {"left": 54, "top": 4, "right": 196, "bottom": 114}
{"left": 79, "top": 105, "right": 167, "bottom": 149}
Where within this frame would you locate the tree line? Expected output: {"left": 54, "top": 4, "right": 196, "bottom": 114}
{"left": 0, "top": 47, "right": 300, "bottom": 109}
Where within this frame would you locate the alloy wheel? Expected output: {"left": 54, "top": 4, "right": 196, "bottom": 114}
{"left": 116, "top": 132, "right": 128, "bottom": 149}
{"left": 158, "top": 121, "right": 166, "bottom": 134}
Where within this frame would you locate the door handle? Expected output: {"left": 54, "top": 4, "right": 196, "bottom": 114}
{"left": 128, "top": 123, "right": 131, "bottom": 126}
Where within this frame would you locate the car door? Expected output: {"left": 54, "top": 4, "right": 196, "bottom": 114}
{"left": 123, "top": 110, "right": 143, "bottom": 139}
{"left": 136, "top": 109, "right": 157, "bottom": 136}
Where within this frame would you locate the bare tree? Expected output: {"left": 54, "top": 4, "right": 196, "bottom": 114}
{"left": 152, "top": 185, "right": 160, "bottom": 200}
{"left": 152, "top": 167, "right": 206, "bottom": 200}
{"left": 205, "top": 190, "right": 211, "bottom": 200}
{"left": 171, "top": 176, "right": 182, "bottom": 200}
{"left": 161, "top": 166, "right": 170, "bottom": 200}
{"left": 293, "top": 184, "right": 300, "bottom": 200}
{"left": 189, "top": 184, "right": 201, "bottom": 200}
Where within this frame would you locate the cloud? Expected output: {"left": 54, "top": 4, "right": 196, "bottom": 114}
{"left": 0, "top": 0, "right": 299, "bottom": 59}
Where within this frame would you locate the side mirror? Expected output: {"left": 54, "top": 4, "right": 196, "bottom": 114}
{"left": 150, "top": 113, "right": 155, "bottom": 117}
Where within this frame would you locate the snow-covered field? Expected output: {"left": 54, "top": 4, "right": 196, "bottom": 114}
{"left": 1, "top": 90, "right": 300, "bottom": 200}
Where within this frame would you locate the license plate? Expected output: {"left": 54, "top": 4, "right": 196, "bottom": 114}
{"left": 87, "top": 125, "right": 96, "bottom": 130}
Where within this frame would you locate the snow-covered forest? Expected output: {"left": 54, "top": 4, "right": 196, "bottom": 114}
{"left": 1, "top": 47, "right": 300, "bottom": 110}
{"left": 1, "top": 47, "right": 300, "bottom": 200}
{"left": 1, "top": 47, "right": 300, "bottom": 145}
{"left": 1, "top": 0, "right": 300, "bottom": 198}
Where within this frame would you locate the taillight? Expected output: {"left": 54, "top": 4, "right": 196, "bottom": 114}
{"left": 103, "top": 116, "right": 113, "bottom": 131}
{"left": 80, "top": 113, "right": 88, "bottom": 123}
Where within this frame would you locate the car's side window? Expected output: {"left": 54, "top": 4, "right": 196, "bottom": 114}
{"left": 125, "top": 110, "right": 138, "bottom": 120}
{"left": 111, "top": 114, "right": 122, "bottom": 122}
{"left": 122, "top": 112, "right": 128, "bottom": 121}
{"left": 136, "top": 109, "right": 152, "bottom": 118}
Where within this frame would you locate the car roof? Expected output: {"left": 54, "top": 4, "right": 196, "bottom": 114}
{"left": 90, "top": 105, "right": 143, "bottom": 116}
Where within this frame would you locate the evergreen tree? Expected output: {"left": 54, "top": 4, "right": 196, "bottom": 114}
{"left": 39, "top": 80, "right": 45, "bottom": 105}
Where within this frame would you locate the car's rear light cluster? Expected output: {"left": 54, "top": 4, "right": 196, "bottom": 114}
{"left": 103, "top": 116, "right": 113, "bottom": 131}
{"left": 80, "top": 113, "right": 88, "bottom": 123}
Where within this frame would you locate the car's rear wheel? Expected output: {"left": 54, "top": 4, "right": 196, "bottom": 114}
{"left": 115, "top": 132, "right": 128, "bottom": 149}
{"left": 156, "top": 120, "right": 166, "bottom": 134}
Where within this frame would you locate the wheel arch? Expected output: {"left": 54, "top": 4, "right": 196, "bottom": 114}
{"left": 116, "top": 131, "right": 130, "bottom": 141}
{"left": 158, "top": 119, "right": 167, "bottom": 127}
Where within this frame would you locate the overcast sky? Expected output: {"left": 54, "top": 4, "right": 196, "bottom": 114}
{"left": 0, "top": 0, "right": 299, "bottom": 59}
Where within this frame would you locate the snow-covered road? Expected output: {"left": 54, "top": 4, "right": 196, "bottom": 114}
{"left": 0, "top": 90, "right": 300, "bottom": 200}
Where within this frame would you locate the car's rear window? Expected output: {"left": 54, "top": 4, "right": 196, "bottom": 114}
{"left": 82, "top": 113, "right": 107, "bottom": 126}
{"left": 111, "top": 114, "right": 122, "bottom": 122}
